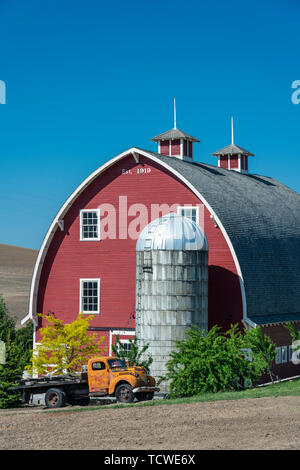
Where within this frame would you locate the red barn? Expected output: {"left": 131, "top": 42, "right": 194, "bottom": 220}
{"left": 22, "top": 122, "right": 300, "bottom": 380}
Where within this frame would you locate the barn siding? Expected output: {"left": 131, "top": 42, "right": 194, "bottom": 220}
{"left": 230, "top": 155, "right": 239, "bottom": 169}
{"left": 160, "top": 141, "right": 169, "bottom": 156}
{"left": 171, "top": 139, "right": 181, "bottom": 155}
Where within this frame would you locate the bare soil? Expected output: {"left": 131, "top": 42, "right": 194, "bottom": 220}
{"left": 0, "top": 396, "right": 300, "bottom": 450}
{"left": 0, "top": 244, "right": 37, "bottom": 326}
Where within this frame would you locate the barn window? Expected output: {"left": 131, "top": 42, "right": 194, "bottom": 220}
{"left": 275, "top": 347, "right": 282, "bottom": 364}
{"left": 177, "top": 206, "right": 199, "bottom": 224}
{"left": 80, "top": 279, "right": 100, "bottom": 314}
{"left": 281, "top": 346, "right": 288, "bottom": 363}
{"left": 117, "top": 340, "right": 132, "bottom": 359}
{"left": 80, "top": 209, "right": 100, "bottom": 240}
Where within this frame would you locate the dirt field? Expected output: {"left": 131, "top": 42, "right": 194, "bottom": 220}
{"left": 0, "top": 244, "right": 37, "bottom": 326}
{"left": 0, "top": 396, "right": 300, "bottom": 450}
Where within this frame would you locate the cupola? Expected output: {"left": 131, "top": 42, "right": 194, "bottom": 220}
{"left": 212, "top": 117, "right": 254, "bottom": 173}
{"left": 150, "top": 99, "right": 200, "bottom": 161}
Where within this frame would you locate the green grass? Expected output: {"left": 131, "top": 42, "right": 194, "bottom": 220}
{"left": 46, "top": 377, "right": 300, "bottom": 414}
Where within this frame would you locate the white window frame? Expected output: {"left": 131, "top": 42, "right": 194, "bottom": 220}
{"left": 109, "top": 330, "right": 135, "bottom": 356}
{"left": 177, "top": 205, "right": 200, "bottom": 225}
{"left": 281, "top": 346, "right": 288, "bottom": 364}
{"left": 118, "top": 339, "right": 132, "bottom": 359}
{"left": 80, "top": 278, "right": 100, "bottom": 314}
{"left": 275, "top": 346, "right": 282, "bottom": 365}
{"left": 80, "top": 209, "right": 100, "bottom": 241}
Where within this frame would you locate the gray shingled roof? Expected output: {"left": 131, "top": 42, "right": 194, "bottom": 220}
{"left": 212, "top": 143, "right": 254, "bottom": 156}
{"left": 140, "top": 149, "right": 300, "bottom": 325}
{"left": 150, "top": 127, "right": 200, "bottom": 143}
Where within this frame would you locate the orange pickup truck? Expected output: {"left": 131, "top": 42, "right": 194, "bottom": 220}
{"left": 13, "top": 356, "right": 159, "bottom": 408}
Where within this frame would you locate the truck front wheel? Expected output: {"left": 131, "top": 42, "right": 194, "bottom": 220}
{"left": 115, "top": 384, "right": 134, "bottom": 403}
{"left": 45, "top": 388, "right": 66, "bottom": 408}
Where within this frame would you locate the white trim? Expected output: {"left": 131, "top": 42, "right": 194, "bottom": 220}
{"left": 109, "top": 329, "right": 135, "bottom": 356}
{"left": 24, "top": 146, "right": 249, "bottom": 328}
{"left": 80, "top": 278, "right": 100, "bottom": 314}
{"left": 80, "top": 209, "right": 100, "bottom": 241}
{"left": 169, "top": 140, "right": 172, "bottom": 156}
{"left": 180, "top": 138, "right": 183, "bottom": 158}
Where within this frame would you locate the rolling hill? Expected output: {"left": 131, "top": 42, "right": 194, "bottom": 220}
{"left": 0, "top": 244, "right": 38, "bottom": 327}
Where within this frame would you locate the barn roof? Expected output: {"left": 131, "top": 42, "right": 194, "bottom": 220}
{"left": 212, "top": 143, "right": 254, "bottom": 157}
{"left": 141, "top": 149, "right": 300, "bottom": 325}
{"left": 150, "top": 127, "right": 200, "bottom": 142}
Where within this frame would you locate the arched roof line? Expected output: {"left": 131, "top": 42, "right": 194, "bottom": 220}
{"left": 22, "top": 148, "right": 252, "bottom": 328}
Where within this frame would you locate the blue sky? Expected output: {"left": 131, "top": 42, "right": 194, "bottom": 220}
{"left": 0, "top": 0, "right": 299, "bottom": 249}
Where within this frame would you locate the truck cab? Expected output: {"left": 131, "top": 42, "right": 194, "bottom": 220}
{"left": 87, "top": 356, "right": 159, "bottom": 403}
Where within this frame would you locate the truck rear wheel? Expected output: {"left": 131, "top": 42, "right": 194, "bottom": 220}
{"left": 115, "top": 384, "right": 134, "bottom": 403}
{"left": 45, "top": 388, "right": 66, "bottom": 408}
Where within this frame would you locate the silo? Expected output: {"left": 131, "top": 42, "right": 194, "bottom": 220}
{"left": 135, "top": 213, "right": 209, "bottom": 391}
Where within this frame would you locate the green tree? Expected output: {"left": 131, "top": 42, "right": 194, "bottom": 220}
{"left": 0, "top": 295, "right": 15, "bottom": 343}
{"left": 26, "top": 313, "right": 105, "bottom": 375}
{"left": 112, "top": 335, "right": 153, "bottom": 371}
{"left": 284, "top": 322, "right": 300, "bottom": 343}
{"left": 165, "top": 324, "right": 268, "bottom": 398}
{"left": 243, "top": 326, "right": 277, "bottom": 382}
{"left": 0, "top": 295, "right": 33, "bottom": 408}
{"left": 284, "top": 322, "right": 300, "bottom": 362}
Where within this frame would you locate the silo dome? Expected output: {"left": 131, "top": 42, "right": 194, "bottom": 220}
{"left": 136, "top": 213, "right": 208, "bottom": 252}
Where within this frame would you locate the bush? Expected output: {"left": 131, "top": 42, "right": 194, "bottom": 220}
{"left": 243, "top": 325, "right": 276, "bottom": 382}
{"left": 165, "top": 324, "right": 274, "bottom": 398}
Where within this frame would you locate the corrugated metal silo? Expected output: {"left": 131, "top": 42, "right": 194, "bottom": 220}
{"left": 135, "top": 213, "right": 209, "bottom": 391}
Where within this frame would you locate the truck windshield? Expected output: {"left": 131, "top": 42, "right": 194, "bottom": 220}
{"left": 108, "top": 359, "right": 126, "bottom": 369}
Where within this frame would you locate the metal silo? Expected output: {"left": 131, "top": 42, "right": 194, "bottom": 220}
{"left": 135, "top": 213, "right": 209, "bottom": 391}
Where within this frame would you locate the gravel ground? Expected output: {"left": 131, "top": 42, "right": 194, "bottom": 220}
{"left": 1, "top": 395, "right": 300, "bottom": 450}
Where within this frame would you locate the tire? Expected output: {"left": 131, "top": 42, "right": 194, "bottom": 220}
{"left": 45, "top": 388, "right": 66, "bottom": 408}
{"left": 115, "top": 384, "right": 134, "bottom": 403}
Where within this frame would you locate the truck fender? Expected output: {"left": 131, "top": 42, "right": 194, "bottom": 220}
{"left": 108, "top": 376, "right": 136, "bottom": 395}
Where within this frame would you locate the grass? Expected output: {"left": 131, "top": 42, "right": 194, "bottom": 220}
{"left": 46, "top": 377, "right": 300, "bottom": 414}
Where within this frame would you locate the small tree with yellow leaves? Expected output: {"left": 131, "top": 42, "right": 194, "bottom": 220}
{"left": 26, "top": 314, "right": 105, "bottom": 376}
